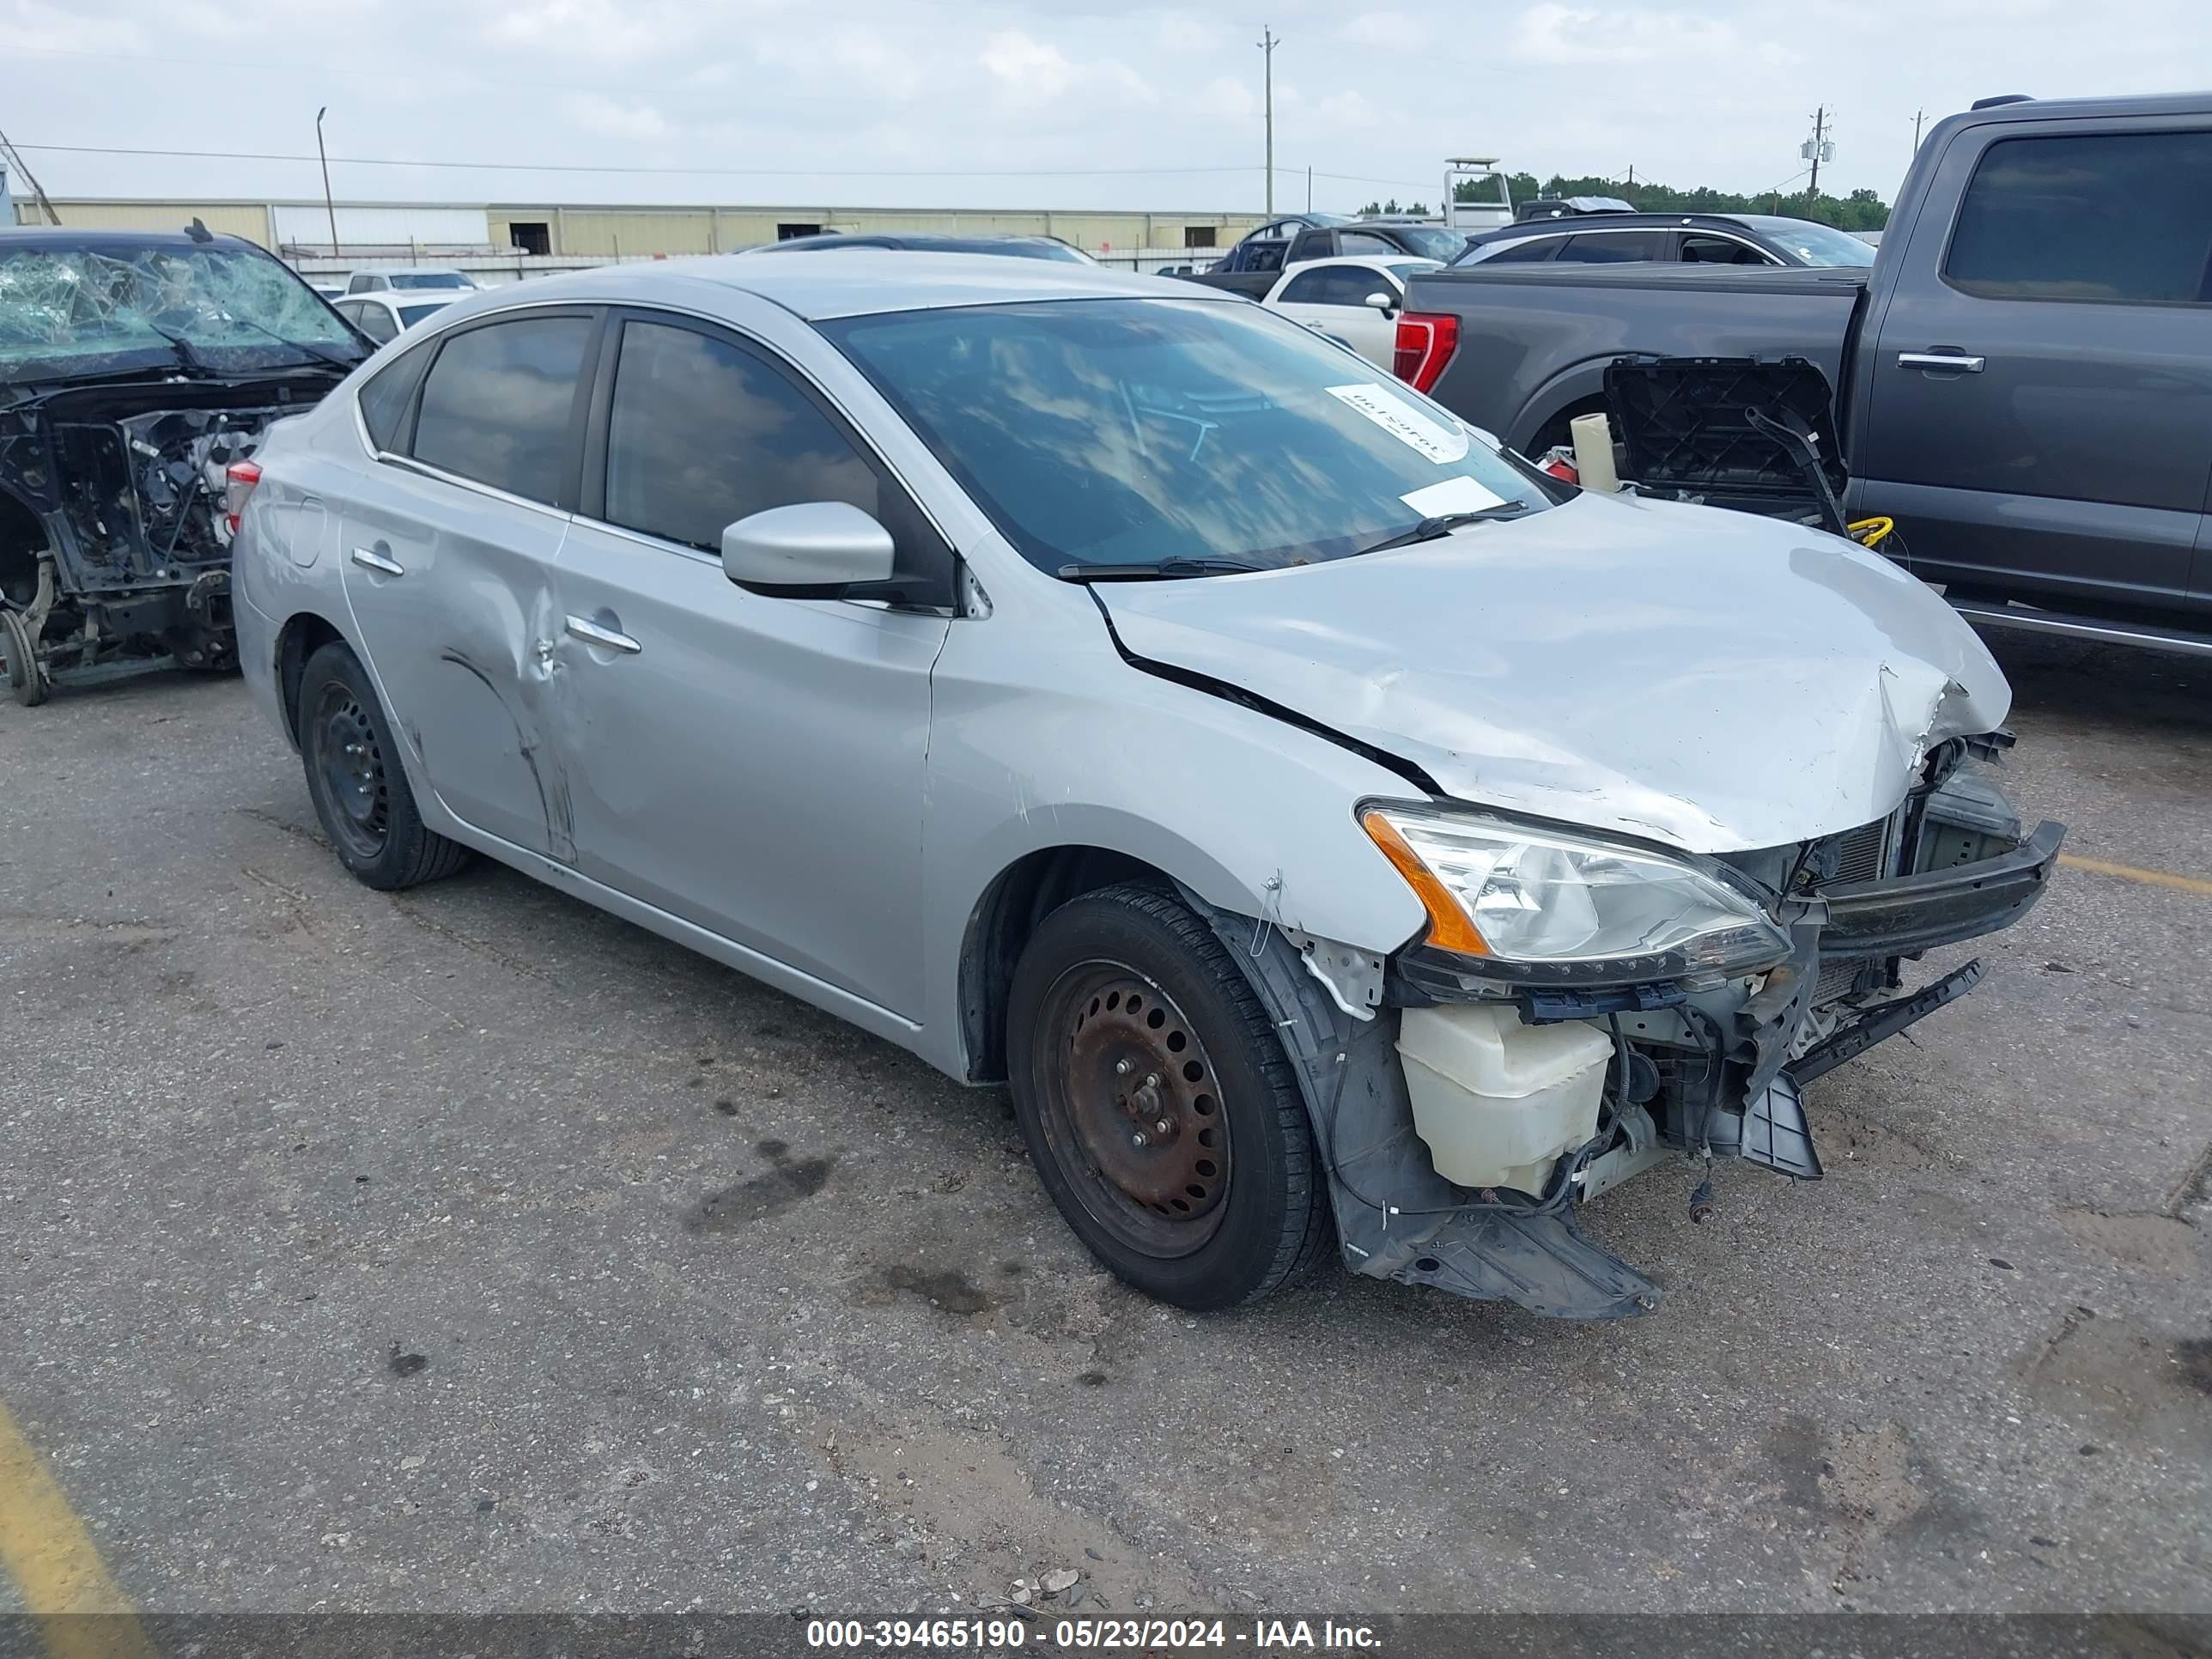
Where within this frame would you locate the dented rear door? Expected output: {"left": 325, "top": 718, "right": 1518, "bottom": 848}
{"left": 338, "top": 308, "right": 599, "bottom": 860}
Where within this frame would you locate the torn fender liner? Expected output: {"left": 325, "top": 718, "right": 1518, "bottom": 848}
{"left": 1704, "top": 1072, "right": 1823, "bottom": 1182}
{"left": 1179, "top": 884, "right": 1661, "bottom": 1322}
{"left": 1382, "top": 1211, "right": 1662, "bottom": 1322}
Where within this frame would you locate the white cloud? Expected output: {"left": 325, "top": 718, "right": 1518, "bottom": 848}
{"left": 980, "top": 30, "right": 1076, "bottom": 100}
{"left": 563, "top": 93, "right": 672, "bottom": 143}
{"left": 759, "top": 26, "right": 933, "bottom": 101}
{"left": 1155, "top": 14, "right": 1224, "bottom": 52}
{"left": 1340, "top": 10, "right": 1415, "bottom": 45}
{"left": 979, "top": 28, "right": 1152, "bottom": 110}
{"left": 1317, "top": 91, "right": 1382, "bottom": 130}
{"left": 1511, "top": 3, "right": 1795, "bottom": 66}
{"left": 7, "top": 0, "right": 146, "bottom": 52}
{"left": 482, "top": 0, "right": 687, "bottom": 61}
{"left": 1200, "top": 74, "right": 1258, "bottom": 120}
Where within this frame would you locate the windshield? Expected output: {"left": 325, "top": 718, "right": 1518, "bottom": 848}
{"left": 0, "top": 242, "right": 360, "bottom": 382}
{"left": 1386, "top": 226, "right": 1470, "bottom": 262}
{"left": 1735, "top": 217, "right": 1876, "bottom": 267}
{"left": 397, "top": 301, "right": 456, "bottom": 327}
{"left": 823, "top": 298, "right": 1553, "bottom": 574}
{"left": 389, "top": 272, "right": 472, "bottom": 290}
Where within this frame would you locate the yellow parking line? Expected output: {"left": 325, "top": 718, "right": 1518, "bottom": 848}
{"left": 0, "top": 1399, "right": 155, "bottom": 1659}
{"left": 2058, "top": 854, "right": 2212, "bottom": 898}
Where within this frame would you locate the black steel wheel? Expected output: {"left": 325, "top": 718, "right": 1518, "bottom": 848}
{"left": 1035, "top": 963, "right": 1234, "bottom": 1258}
{"left": 295, "top": 641, "right": 473, "bottom": 890}
{"left": 2, "top": 608, "right": 48, "bottom": 707}
{"left": 1007, "top": 884, "right": 1329, "bottom": 1310}
{"left": 309, "top": 678, "right": 391, "bottom": 862}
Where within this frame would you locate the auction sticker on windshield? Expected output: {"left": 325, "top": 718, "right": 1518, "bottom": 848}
{"left": 1325, "top": 382, "right": 1469, "bottom": 464}
{"left": 1399, "top": 474, "right": 1507, "bottom": 517}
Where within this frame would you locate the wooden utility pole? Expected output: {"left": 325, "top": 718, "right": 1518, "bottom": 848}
{"left": 315, "top": 107, "right": 340, "bottom": 256}
{"left": 1258, "top": 26, "right": 1279, "bottom": 215}
{"left": 1912, "top": 107, "right": 1926, "bottom": 150}
{"left": 1808, "top": 106, "right": 1827, "bottom": 200}
{"left": 0, "top": 125, "right": 63, "bottom": 225}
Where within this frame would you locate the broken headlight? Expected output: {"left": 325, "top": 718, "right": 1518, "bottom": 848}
{"left": 1361, "top": 804, "right": 1791, "bottom": 982}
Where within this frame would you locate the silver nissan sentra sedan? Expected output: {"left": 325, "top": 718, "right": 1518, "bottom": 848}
{"left": 230, "top": 253, "right": 2062, "bottom": 1320}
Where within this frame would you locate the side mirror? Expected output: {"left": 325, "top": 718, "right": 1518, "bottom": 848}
{"left": 720, "top": 501, "right": 895, "bottom": 593}
{"left": 1364, "top": 290, "right": 1396, "bottom": 313}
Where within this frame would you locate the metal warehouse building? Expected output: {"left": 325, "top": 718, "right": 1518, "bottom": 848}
{"left": 12, "top": 197, "right": 1267, "bottom": 265}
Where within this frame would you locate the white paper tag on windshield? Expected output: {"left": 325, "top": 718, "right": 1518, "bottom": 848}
{"left": 1327, "top": 383, "right": 1470, "bottom": 465}
{"left": 1399, "top": 474, "right": 1507, "bottom": 517}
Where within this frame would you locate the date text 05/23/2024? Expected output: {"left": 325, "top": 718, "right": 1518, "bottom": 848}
{"left": 805, "top": 1618, "right": 1382, "bottom": 1651}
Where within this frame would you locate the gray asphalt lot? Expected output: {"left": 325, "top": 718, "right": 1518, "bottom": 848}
{"left": 1, "top": 629, "right": 2206, "bottom": 1620}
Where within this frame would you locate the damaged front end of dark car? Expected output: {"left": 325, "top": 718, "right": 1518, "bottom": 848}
{"left": 0, "top": 229, "right": 364, "bottom": 703}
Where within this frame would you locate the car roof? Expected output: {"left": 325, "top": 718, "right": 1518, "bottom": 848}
{"left": 434, "top": 250, "right": 1218, "bottom": 322}
{"left": 0, "top": 227, "right": 255, "bottom": 253}
{"left": 761, "top": 232, "right": 1067, "bottom": 253}
{"left": 1468, "top": 212, "right": 1761, "bottom": 242}
{"left": 1285, "top": 254, "right": 1442, "bottom": 272}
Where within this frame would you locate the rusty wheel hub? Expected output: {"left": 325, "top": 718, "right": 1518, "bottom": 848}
{"left": 1062, "top": 972, "right": 1227, "bottom": 1224}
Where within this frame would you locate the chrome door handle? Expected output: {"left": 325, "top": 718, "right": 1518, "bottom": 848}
{"left": 564, "top": 615, "right": 641, "bottom": 653}
{"left": 350, "top": 546, "right": 404, "bottom": 575}
{"left": 1898, "top": 352, "right": 1984, "bottom": 373}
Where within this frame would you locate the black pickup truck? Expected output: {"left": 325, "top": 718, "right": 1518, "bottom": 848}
{"left": 1179, "top": 214, "right": 1469, "bottom": 298}
{"left": 1399, "top": 93, "right": 2212, "bottom": 652}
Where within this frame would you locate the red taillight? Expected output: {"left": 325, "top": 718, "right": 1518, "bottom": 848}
{"left": 1392, "top": 311, "right": 1458, "bottom": 393}
{"left": 224, "top": 459, "right": 263, "bottom": 535}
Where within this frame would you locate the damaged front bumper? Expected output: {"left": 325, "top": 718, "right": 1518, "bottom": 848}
{"left": 1196, "top": 769, "right": 2066, "bottom": 1323}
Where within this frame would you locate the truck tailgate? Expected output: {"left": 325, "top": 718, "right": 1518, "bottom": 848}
{"left": 1404, "top": 264, "right": 1868, "bottom": 454}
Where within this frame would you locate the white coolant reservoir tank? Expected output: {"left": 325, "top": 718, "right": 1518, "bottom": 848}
{"left": 1395, "top": 1006, "right": 1611, "bottom": 1194}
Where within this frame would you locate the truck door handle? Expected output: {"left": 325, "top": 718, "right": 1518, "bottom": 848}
{"left": 350, "top": 546, "right": 404, "bottom": 575}
{"left": 565, "top": 615, "right": 641, "bottom": 654}
{"left": 1898, "top": 351, "right": 1985, "bottom": 374}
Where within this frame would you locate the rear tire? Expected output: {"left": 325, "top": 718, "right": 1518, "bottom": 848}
{"left": 1007, "top": 884, "right": 1330, "bottom": 1310}
{"left": 2, "top": 607, "right": 48, "bottom": 707}
{"left": 296, "top": 641, "right": 472, "bottom": 890}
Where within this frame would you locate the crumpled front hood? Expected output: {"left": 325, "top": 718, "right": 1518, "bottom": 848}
{"left": 1094, "top": 491, "right": 2011, "bottom": 854}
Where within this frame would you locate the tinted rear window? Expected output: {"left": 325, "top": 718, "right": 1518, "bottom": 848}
{"left": 411, "top": 315, "right": 592, "bottom": 504}
{"left": 1946, "top": 131, "right": 2212, "bottom": 303}
{"left": 1557, "top": 231, "right": 1667, "bottom": 263}
{"left": 358, "top": 343, "right": 433, "bottom": 451}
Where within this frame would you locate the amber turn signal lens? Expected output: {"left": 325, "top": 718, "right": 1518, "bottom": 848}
{"left": 1360, "top": 809, "right": 1490, "bottom": 957}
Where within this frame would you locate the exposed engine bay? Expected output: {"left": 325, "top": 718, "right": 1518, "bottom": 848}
{"left": 1, "top": 228, "right": 362, "bottom": 703}
{"left": 1196, "top": 733, "right": 2063, "bottom": 1322}
{"left": 1, "top": 376, "right": 337, "bottom": 701}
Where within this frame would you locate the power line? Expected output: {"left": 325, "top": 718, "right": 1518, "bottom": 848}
{"left": 12, "top": 143, "right": 1269, "bottom": 180}
{"left": 10, "top": 142, "right": 1440, "bottom": 195}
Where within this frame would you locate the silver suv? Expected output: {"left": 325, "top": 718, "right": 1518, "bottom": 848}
{"left": 230, "top": 254, "right": 2061, "bottom": 1321}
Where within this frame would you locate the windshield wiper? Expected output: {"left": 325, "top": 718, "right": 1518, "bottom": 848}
{"left": 1055, "top": 556, "right": 1267, "bottom": 582}
{"left": 143, "top": 323, "right": 215, "bottom": 377}
{"left": 213, "top": 309, "right": 368, "bottom": 370}
{"left": 1354, "top": 501, "right": 1530, "bottom": 556}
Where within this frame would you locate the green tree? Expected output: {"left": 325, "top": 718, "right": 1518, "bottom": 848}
{"left": 1456, "top": 169, "right": 1890, "bottom": 229}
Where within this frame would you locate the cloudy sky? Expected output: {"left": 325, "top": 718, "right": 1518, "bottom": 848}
{"left": 4, "top": 0, "right": 2203, "bottom": 215}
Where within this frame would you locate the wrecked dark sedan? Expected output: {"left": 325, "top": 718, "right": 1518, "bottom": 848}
{"left": 228, "top": 254, "right": 2063, "bottom": 1322}
{"left": 0, "top": 228, "right": 365, "bottom": 703}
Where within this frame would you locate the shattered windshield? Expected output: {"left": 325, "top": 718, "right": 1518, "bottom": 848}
{"left": 825, "top": 298, "right": 1553, "bottom": 574}
{"left": 0, "top": 242, "right": 362, "bottom": 383}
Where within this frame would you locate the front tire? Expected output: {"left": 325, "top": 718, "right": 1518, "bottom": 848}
{"left": 296, "top": 641, "right": 472, "bottom": 890}
{"left": 1007, "top": 884, "right": 1329, "bottom": 1310}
